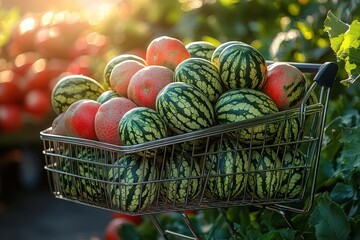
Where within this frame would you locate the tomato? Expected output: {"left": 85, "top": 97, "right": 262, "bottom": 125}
{"left": 104, "top": 218, "right": 134, "bottom": 240}
{"left": 0, "top": 71, "right": 22, "bottom": 104}
{"left": 0, "top": 104, "right": 23, "bottom": 133}
{"left": 23, "top": 89, "right": 51, "bottom": 118}
{"left": 111, "top": 212, "right": 143, "bottom": 225}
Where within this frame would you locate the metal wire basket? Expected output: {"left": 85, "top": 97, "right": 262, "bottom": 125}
{"left": 40, "top": 62, "right": 338, "bottom": 220}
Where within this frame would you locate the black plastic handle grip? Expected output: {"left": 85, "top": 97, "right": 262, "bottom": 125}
{"left": 313, "top": 62, "right": 338, "bottom": 88}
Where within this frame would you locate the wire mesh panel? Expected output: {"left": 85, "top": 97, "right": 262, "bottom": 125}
{"left": 41, "top": 99, "right": 325, "bottom": 216}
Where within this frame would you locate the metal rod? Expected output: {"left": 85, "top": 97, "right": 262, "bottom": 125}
{"left": 179, "top": 212, "right": 202, "bottom": 240}
{"left": 148, "top": 215, "right": 169, "bottom": 240}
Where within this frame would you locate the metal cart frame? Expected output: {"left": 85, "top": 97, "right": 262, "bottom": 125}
{"left": 40, "top": 62, "right": 338, "bottom": 239}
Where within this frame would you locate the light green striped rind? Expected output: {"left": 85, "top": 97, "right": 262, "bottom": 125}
{"left": 277, "top": 150, "right": 306, "bottom": 198}
{"left": 219, "top": 43, "right": 267, "bottom": 90}
{"left": 205, "top": 138, "right": 247, "bottom": 200}
{"left": 247, "top": 148, "right": 281, "bottom": 199}
{"left": 119, "top": 107, "right": 168, "bottom": 156}
{"left": 58, "top": 148, "right": 78, "bottom": 198}
{"left": 215, "top": 88, "right": 279, "bottom": 145}
{"left": 156, "top": 82, "right": 215, "bottom": 134}
{"left": 51, "top": 75, "right": 105, "bottom": 115}
{"left": 186, "top": 41, "right": 216, "bottom": 61}
{"left": 174, "top": 57, "right": 224, "bottom": 104}
{"left": 76, "top": 148, "right": 109, "bottom": 203}
{"left": 211, "top": 41, "right": 247, "bottom": 68}
{"left": 273, "top": 118, "right": 301, "bottom": 144}
{"left": 161, "top": 151, "right": 202, "bottom": 203}
{"left": 107, "top": 154, "right": 158, "bottom": 212}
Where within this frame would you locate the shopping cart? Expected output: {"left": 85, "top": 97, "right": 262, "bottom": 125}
{"left": 40, "top": 61, "right": 338, "bottom": 239}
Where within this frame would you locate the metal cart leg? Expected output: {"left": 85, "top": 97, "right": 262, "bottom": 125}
{"left": 148, "top": 212, "right": 202, "bottom": 240}
{"left": 148, "top": 214, "right": 169, "bottom": 240}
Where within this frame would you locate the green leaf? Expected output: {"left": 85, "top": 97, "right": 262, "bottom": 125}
{"left": 309, "top": 193, "right": 351, "bottom": 240}
{"left": 324, "top": 11, "right": 349, "bottom": 55}
{"left": 330, "top": 182, "right": 354, "bottom": 203}
{"left": 258, "top": 228, "right": 297, "bottom": 240}
{"left": 349, "top": 216, "right": 360, "bottom": 240}
{"left": 324, "top": 11, "right": 360, "bottom": 85}
{"left": 340, "top": 125, "right": 360, "bottom": 159}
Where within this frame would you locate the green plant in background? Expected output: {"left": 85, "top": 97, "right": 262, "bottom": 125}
{"left": 324, "top": 10, "right": 360, "bottom": 86}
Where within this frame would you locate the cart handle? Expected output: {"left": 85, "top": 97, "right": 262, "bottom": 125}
{"left": 313, "top": 62, "right": 338, "bottom": 88}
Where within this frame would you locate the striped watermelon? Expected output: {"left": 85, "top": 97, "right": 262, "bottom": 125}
{"left": 218, "top": 43, "right": 267, "bottom": 90}
{"left": 174, "top": 57, "right": 224, "bottom": 104}
{"left": 273, "top": 117, "right": 301, "bottom": 144}
{"left": 211, "top": 41, "right": 247, "bottom": 68}
{"left": 76, "top": 148, "right": 109, "bottom": 203}
{"left": 247, "top": 148, "right": 281, "bottom": 199}
{"left": 215, "top": 88, "right": 279, "bottom": 145}
{"left": 119, "top": 107, "right": 168, "bottom": 156}
{"left": 103, "top": 54, "right": 147, "bottom": 88}
{"left": 156, "top": 82, "right": 215, "bottom": 134}
{"left": 185, "top": 41, "right": 216, "bottom": 61}
{"left": 277, "top": 150, "right": 306, "bottom": 198}
{"left": 51, "top": 75, "right": 105, "bottom": 115}
{"left": 96, "top": 90, "right": 120, "bottom": 104}
{"left": 107, "top": 154, "right": 158, "bottom": 212}
{"left": 204, "top": 137, "right": 247, "bottom": 200}
{"left": 161, "top": 151, "right": 202, "bottom": 203}
{"left": 57, "top": 148, "right": 78, "bottom": 198}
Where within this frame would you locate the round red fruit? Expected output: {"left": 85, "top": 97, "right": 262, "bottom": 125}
{"left": 261, "top": 62, "right": 306, "bottom": 110}
{"left": 51, "top": 112, "right": 67, "bottom": 135}
{"left": 110, "top": 60, "right": 146, "bottom": 97}
{"left": 63, "top": 99, "right": 100, "bottom": 140}
{"left": 0, "top": 104, "right": 23, "bottom": 133}
{"left": 94, "top": 97, "right": 137, "bottom": 145}
{"left": 23, "top": 89, "right": 51, "bottom": 118}
{"left": 127, "top": 65, "right": 173, "bottom": 110}
{"left": 146, "top": 36, "right": 190, "bottom": 70}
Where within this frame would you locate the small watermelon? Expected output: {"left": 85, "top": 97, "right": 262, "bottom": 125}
{"left": 273, "top": 117, "right": 301, "bottom": 144}
{"left": 51, "top": 74, "right": 105, "bottom": 115}
{"left": 215, "top": 88, "right": 279, "bottom": 145}
{"left": 277, "top": 149, "right": 306, "bottom": 199}
{"left": 161, "top": 151, "right": 202, "bottom": 203}
{"left": 156, "top": 82, "right": 215, "bottom": 135}
{"left": 174, "top": 57, "right": 224, "bottom": 104}
{"left": 57, "top": 148, "right": 79, "bottom": 198}
{"left": 211, "top": 41, "right": 247, "bottom": 68}
{"left": 185, "top": 41, "right": 216, "bottom": 61}
{"left": 247, "top": 148, "right": 281, "bottom": 199}
{"left": 218, "top": 43, "right": 267, "bottom": 90}
{"left": 204, "top": 137, "right": 248, "bottom": 200}
{"left": 107, "top": 154, "right": 158, "bottom": 212}
{"left": 119, "top": 107, "right": 168, "bottom": 156}
{"left": 76, "top": 148, "right": 109, "bottom": 203}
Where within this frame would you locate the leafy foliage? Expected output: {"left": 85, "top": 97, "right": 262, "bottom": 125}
{"left": 324, "top": 11, "right": 360, "bottom": 86}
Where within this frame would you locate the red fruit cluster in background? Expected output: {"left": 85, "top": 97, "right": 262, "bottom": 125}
{"left": 0, "top": 11, "right": 109, "bottom": 133}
